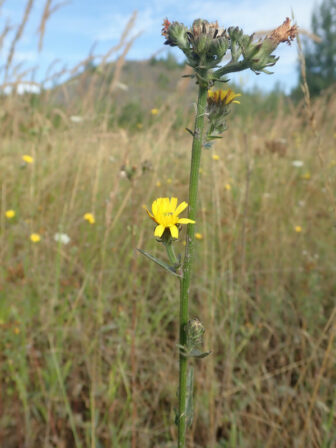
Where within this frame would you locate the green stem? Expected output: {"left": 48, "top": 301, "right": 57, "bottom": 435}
{"left": 165, "top": 241, "right": 179, "bottom": 266}
{"left": 178, "top": 78, "right": 208, "bottom": 448}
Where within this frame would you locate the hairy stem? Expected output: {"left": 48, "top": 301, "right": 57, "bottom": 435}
{"left": 178, "top": 78, "right": 208, "bottom": 448}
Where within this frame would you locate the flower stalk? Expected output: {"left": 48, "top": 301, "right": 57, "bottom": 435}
{"left": 177, "top": 78, "right": 208, "bottom": 447}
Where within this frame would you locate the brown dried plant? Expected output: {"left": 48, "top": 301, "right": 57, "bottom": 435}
{"left": 37, "top": 0, "right": 70, "bottom": 52}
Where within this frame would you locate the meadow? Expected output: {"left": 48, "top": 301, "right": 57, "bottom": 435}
{"left": 0, "top": 9, "right": 336, "bottom": 448}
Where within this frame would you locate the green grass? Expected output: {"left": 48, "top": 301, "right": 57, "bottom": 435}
{"left": 0, "top": 90, "right": 335, "bottom": 448}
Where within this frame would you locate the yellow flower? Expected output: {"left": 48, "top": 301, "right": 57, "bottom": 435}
{"left": 195, "top": 232, "right": 203, "bottom": 240}
{"left": 151, "top": 108, "right": 159, "bottom": 115}
{"left": 212, "top": 154, "right": 220, "bottom": 161}
{"left": 14, "top": 327, "right": 20, "bottom": 335}
{"left": 166, "top": 178, "right": 172, "bottom": 184}
{"left": 301, "top": 172, "right": 311, "bottom": 180}
{"left": 207, "top": 88, "right": 241, "bottom": 106}
{"left": 22, "top": 155, "right": 34, "bottom": 164}
{"left": 146, "top": 197, "right": 195, "bottom": 239}
{"left": 295, "top": 226, "right": 302, "bottom": 233}
{"left": 225, "top": 183, "right": 231, "bottom": 191}
{"left": 84, "top": 213, "right": 95, "bottom": 224}
{"left": 5, "top": 210, "right": 15, "bottom": 219}
{"left": 156, "top": 181, "right": 161, "bottom": 187}
{"left": 30, "top": 233, "right": 41, "bottom": 243}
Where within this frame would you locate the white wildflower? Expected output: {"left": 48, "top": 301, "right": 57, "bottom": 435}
{"left": 54, "top": 233, "right": 71, "bottom": 245}
{"left": 70, "top": 116, "right": 83, "bottom": 123}
{"left": 292, "top": 160, "right": 304, "bottom": 167}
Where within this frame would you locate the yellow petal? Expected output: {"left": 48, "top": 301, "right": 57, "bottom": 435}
{"left": 162, "top": 197, "right": 170, "bottom": 210}
{"left": 175, "top": 201, "right": 188, "bottom": 215}
{"left": 154, "top": 224, "right": 165, "bottom": 237}
{"left": 170, "top": 225, "right": 179, "bottom": 239}
{"left": 177, "top": 218, "right": 195, "bottom": 224}
{"left": 145, "top": 208, "right": 153, "bottom": 218}
{"left": 169, "top": 197, "right": 178, "bottom": 212}
{"left": 152, "top": 199, "right": 159, "bottom": 216}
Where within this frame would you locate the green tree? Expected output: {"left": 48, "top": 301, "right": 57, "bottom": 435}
{"left": 302, "top": 0, "right": 336, "bottom": 96}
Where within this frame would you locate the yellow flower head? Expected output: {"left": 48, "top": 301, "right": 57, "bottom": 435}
{"left": 30, "top": 233, "right": 41, "bottom": 243}
{"left": 225, "top": 183, "right": 231, "bottom": 191}
{"left": 212, "top": 154, "right": 220, "bottom": 161}
{"left": 146, "top": 197, "right": 195, "bottom": 239}
{"left": 84, "top": 213, "right": 95, "bottom": 224}
{"left": 195, "top": 232, "right": 203, "bottom": 240}
{"left": 151, "top": 108, "right": 159, "bottom": 115}
{"left": 5, "top": 210, "right": 15, "bottom": 219}
{"left": 295, "top": 226, "right": 302, "bottom": 233}
{"left": 22, "top": 155, "right": 34, "bottom": 164}
{"left": 207, "top": 88, "right": 241, "bottom": 106}
{"left": 301, "top": 171, "right": 311, "bottom": 180}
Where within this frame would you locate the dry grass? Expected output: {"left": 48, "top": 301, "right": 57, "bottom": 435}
{"left": 0, "top": 4, "right": 335, "bottom": 448}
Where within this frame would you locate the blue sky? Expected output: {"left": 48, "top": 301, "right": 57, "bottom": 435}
{"left": 1, "top": 0, "right": 321, "bottom": 93}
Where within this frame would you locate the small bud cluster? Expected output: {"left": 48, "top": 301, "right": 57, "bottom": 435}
{"left": 162, "top": 17, "right": 297, "bottom": 80}
{"left": 179, "top": 318, "right": 210, "bottom": 358}
{"left": 186, "top": 318, "right": 205, "bottom": 348}
{"left": 163, "top": 18, "right": 229, "bottom": 70}
{"left": 205, "top": 88, "right": 241, "bottom": 145}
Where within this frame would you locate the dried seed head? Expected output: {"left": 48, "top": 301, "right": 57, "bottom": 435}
{"left": 161, "top": 18, "right": 171, "bottom": 37}
{"left": 268, "top": 17, "right": 298, "bottom": 45}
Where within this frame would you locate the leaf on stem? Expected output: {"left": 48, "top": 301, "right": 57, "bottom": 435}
{"left": 137, "top": 248, "right": 182, "bottom": 277}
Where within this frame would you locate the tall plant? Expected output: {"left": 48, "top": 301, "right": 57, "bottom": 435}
{"left": 140, "top": 17, "right": 297, "bottom": 447}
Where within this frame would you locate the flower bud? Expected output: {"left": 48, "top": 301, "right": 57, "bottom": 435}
{"left": 186, "top": 318, "right": 205, "bottom": 349}
{"left": 208, "top": 37, "right": 229, "bottom": 61}
{"left": 164, "top": 21, "right": 189, "bottom": 50}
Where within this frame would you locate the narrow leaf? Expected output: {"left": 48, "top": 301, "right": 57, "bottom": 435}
{"left": 207, "top": 135, "right": 223, "bottom": 140}
{"left": 185, "top": 128, "right": 195, "bottom": 137}
{"left": 186, "top": 367, "right": 194, "bottom": 428}
{"left": 137, "top": 248, "right": 182, "bottom": 277}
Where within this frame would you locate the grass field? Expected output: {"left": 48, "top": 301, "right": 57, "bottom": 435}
{"left": 0, "top": 77, "right": 335, "bottom": 448}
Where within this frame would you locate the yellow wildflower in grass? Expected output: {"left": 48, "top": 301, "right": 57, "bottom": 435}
{"left": 225, "top": 183, "right": 231, "bottom": 191}
{"left": 146, "top": 197, "right": 195, "bottom": 239}
{"left": 156, "top": 181, "right": 161, "bottom": 187}
{"left": 22, "top": 155, "right": 34, "bottom": 164}
{"left": 14, "top": 327, "right": 20, "bottom": 335}
{"left": 84, "top": 213, "right": 95, "bottom": 224}
{"left": 151, "top": 108, "right": 159, "bottom": 115}
{"left": 301, "top": 171, "right": 311, "bottom": 180}
{"left": 212, "top": 154, "right": 220, "bottom": 161}
{"left": 295, "top": 226, "right": 302, "bottom": 233}
{"left": 195, "top": 232, "right": 203, "bottom": 240}
{"left": 167, "top": 178, "right": 172, "bottom": 184}
{"left": 207, "top": 88, "right": 241, "bottom": 105}
{"left": 30, "top": 233, "right": 41, "bottom": 243}
{"left": 5, "top": 210, "right": 15, "bottom": 219}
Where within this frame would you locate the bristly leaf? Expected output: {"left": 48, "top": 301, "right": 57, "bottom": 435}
{"left": 185, "top": 128, "right": 195, "bottom": 137}
{"left": 176, "top": 344, "right": 211, "bottom": 359}
{"left": 207, "top": 135, "right": 223, "bottom": 140}
{"left": 137, "top": 248, "right": 182, "bottom": 277}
